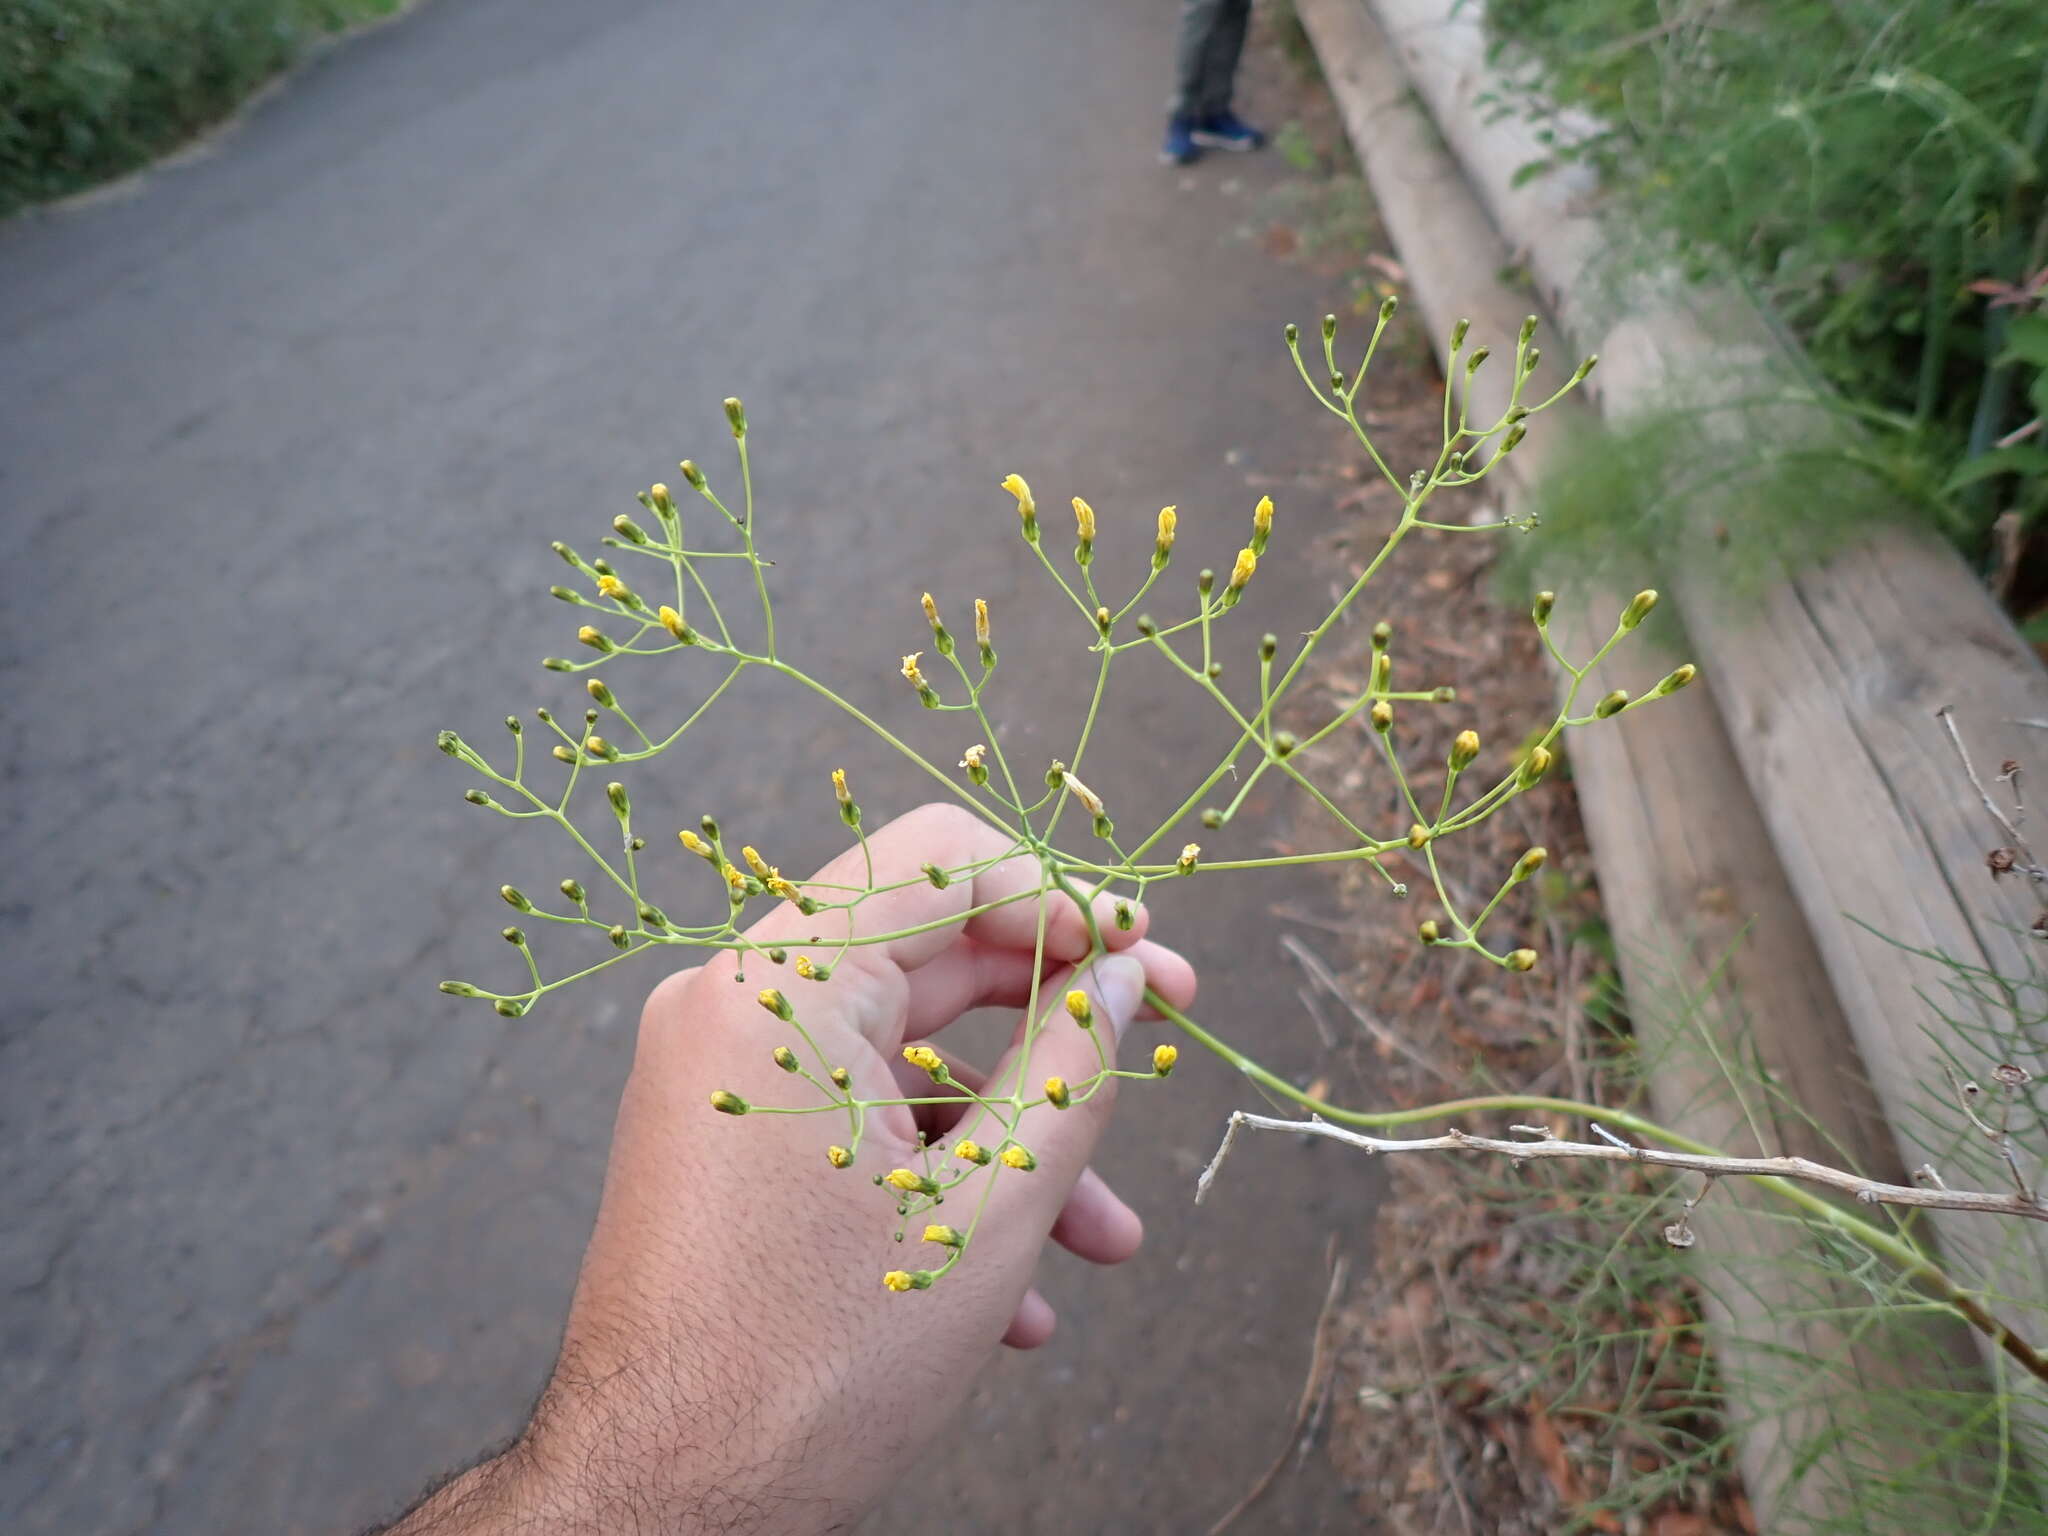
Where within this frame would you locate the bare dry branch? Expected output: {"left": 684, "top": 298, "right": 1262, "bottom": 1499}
{"left": 1198, "top": 1111, "right": 2048, "bottom": 1223}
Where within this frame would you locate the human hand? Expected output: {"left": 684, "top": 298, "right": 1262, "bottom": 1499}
{"left": 386, "top": 803, "right": 1195, "bottom": 1534}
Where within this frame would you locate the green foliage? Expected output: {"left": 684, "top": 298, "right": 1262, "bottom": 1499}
{"left": 0, "top": 0, "right": 401, "bottom": 217}
{"left": 1482, "top": 0, "right": 2048, "bottom": 566}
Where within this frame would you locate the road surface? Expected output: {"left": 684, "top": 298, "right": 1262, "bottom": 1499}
{"left": 0, "top": 2, "right": 1386, "bottom": 1530}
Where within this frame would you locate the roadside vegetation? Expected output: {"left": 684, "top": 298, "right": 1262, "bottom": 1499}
{"left": 1, "top": 0, "right": 403, "bottom": 218}
{"left": 1483, "top": 0, "right": 2048, "bottom": 629}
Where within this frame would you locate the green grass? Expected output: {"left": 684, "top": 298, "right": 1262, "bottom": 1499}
{"left": 1479, "top": 0, "right": 2048, "bottom": 592}
{"left": 1, "top": 0, "right": 404, "bottom": 218}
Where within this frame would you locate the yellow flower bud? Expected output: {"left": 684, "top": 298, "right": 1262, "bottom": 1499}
{"left": 708, "top": 1090, "right": 748, "bottom": 1115}
{"left": 1228, "top": 547, "right": 1257, "bottom": 591}
{"left": 649, "top": 482, "right": 673, "bottom": 512}
{"left": 886, "top": 1168, "right": 939, "bottom": 1195}
{"left": 1450, "top": 730, "right": 1481, "bottom": 770}
{"left": 1505, "top": 949, "right": 1539, "bottom": 972}
{"left": 1408, "top": 824, "right": 1430, "bottom": 849}
{"left": 953, "top": 1139, "right": 991, "bottom": 1166}
{"left": 1654, "top": 663, "right": 1697, "bottom": 697}
{"left": 1154, "top": 506, "right": 1178, "bottom": 568}
{"left": 577, "top": 625, "right": 612, "bottom": 652}
{"left": 1064, "top": 989, "right": 1094, "bottom": 1029}
{"left": 1595, "top": 689, "right": 1630, "bottom": 719}
{"left": 1152, "top": 1044, "right": 1178, "bottom": 1077}
{"left": 794, "top": 954, "right": 827, "bottom": 980}
{"left": 974, "top": 597, "right": 991, "bottom": 647}
{"left": 1044, "top": 1076, "right": 1071, "bottom": 1109}
{"left": 758, "top": 988, "right": 793, "bottom": 1020}
{"left": 1418, "top": 919, "right": 1440, "bottom": 944}
{"left": 1250, "top": 495, "right": 1275, "bottom": 555}
{"left": 902, "top": 1044, "right": 945, "bottom": 1077}
{"left": 999, "top": 1145, "right": 1037, "bottom": 1171}
{"left": 922, "top": 1224, "right": 965, "bottom": 1248}
{"left": 680, "top": 828, "right": 712, "bottom": 858}
{"left": 1513, "top": 847, "right": 1548, "bottom": 881}
{"left": 1620, "top": 589, "right": 1658, "bottom": 631}
{"left": 882, "top": 1270, "right": 916, "bottom": 1292}
{"left": 596, "top": 573, "right": 630, "bottom": 601}
{"left": 832, "top": 767, "right": 851, "bottom": 805}
{"left": 1177, "top": 842, "right": 1200, "bottom": 874}
{"left": 827, "top": 1145, "right": 854, "bottom": 1169}
{"left": 772, "top": 1045, "right": 799, "bottom": 1072}
{"left": 657, "top": 605, "right": 694, "bottom": 644}
{"left": 741, "top": 845, "right": 770, "bottom": 877}
{"left": 1002, "top": 473, "right": 1038, "bottom": 541}
{"left": 1371, "top": 700, "right": 1394, "bottom": 733}
{"left": 1516, "top": 746, "right": 1553, "bottom": 788}
{"left": 1073, "top": 496, "right": 1097, "bottom": 545}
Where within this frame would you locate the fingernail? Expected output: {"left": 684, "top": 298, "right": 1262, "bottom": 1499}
{"left": 1086, "top": 953, "right": 1146, "bottom": 1032}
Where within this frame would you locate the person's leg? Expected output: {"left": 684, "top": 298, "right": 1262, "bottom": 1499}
{"left": 1189, "top": 0, "right": 1263, "bottom": 150}
{"left": 1165, "top": 0, "right": 1228, "bottom": 163}
{"left": 1172, "top": 0, "right": 1229, "bottom": 122}
{"left": 1192, "top": 0, "right": 1252, "bottom": 120}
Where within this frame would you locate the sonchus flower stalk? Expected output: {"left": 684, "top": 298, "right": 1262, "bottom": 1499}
{"left": 433, "top": 319, "right": 1740, "bottom": 1303}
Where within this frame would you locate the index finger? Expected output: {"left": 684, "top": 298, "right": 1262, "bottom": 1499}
{"left": 744, "top": 802, "right": 1147, "bottom": 972}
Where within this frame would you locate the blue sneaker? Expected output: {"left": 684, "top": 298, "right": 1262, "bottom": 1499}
{"left": 1191, "top": 110, "right": 1266, "bottom": 153}
{"left": 1162, "top": 114, "right": 1202, "bottom": 165}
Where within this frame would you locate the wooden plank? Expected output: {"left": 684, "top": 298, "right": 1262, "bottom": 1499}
{"left": 1359, "top": 0, "right": 2048, "bottom": 1358}
{"left": 1290, "top": 0, "right": 2003, "bottom": 1521}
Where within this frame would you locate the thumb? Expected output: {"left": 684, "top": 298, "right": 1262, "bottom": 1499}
{"left": 982, "top": 951, "right": 1148, "bottom": 1228}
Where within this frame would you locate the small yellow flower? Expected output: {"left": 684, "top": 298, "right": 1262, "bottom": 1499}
{"left": 758, "top": 988, "right": 793, "bottom": 1020}
{"left": 1370, "top": 700, "right": 1394, "bottom": 733}
{"left": 722, "top": 862, "right": 746, "bottom": 889}
{"left": 597, "top": 573, "right": 629, "bottom": 601}
{"left": 953, "top": 1139, "right": 991, "bottom": 1165}
{"left": 827, "top": 1145, "right": 854, "bottom": 1169}
{"left": 679, "top": 828, "right": 711, "bottom": 857}
{"left": 1044, "top": 1075, "right": 1071, "bottom": 1109}
{"left": 794, "top": 954, "right": 818, "bottom": 979}
{"left": 1064, "top": 989, "right": 1094, "bottom": 1028}
{"left": 883, "top": 1270, "right": 915, "bottom": 1292}
{"left": 1253, "top": 495, "right": 1275, "bottom": 537}
{"left": 999, "top": 1145, "right": 1037, "bottom": 1171}
{"left": 742, "top": 845, "right": 771, "bottom": 877}
{"left": 922, "top": 1224, "right": 965, "bottom": 1248}
{"left": 1155, "top": 506, "right": 1178, "bottom": 563}
{"left": 768, "top": 875, "right": 801, "bottom": 902}
{"left": 885, "top": 1168, "right": 939, "bottom": 1195}
{"left": 901, "top": 652, "right": 925, "bottom": 688}
{"left": 658, "top": 605, "right": 692, "bottom": 642}
{"left": 921, "top": 591, "right": 941, "bottom": 626}
{"left": 902, "top": 1044, "right": 945, "bottom": 1078}
{"left": 1177, "top": 842, "right": 1200, "bottom": 874}
{"left": 1072, "top": 496, "right": 1097, "bottom": 544}
{"left": 1450, "top": 730, "right": 1480, "bottom": 770}
{"left": 1001, "top": 473, "right": 1035, "bottom": 519}
{"left": 974, "top": 598, "right": 991, "bottom": 647}
{"left": 959, "top": 743, "right": 987, "bottom": 771}
{"left": 1153, "top": 1044, "right": 1178, "bottom": 1077}
{"left": 1228, "top": 547, "right": 1257, "bottom": 591}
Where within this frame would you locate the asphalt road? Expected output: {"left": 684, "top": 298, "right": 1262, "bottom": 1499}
{"left": 0, "top": 3, "right": 1386, "bottom": 1530}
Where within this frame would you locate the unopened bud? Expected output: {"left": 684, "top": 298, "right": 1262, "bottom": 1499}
{"left": 830, "top": 1066, "right": 852, "bottom": 1090}
{"left": 1450, "top": 730, "right": 1481, "bottom": 770}
{"left": 679, "top": 458, "right": 706, "bottom": 490}
{"left": 1513, "top": 847, "right": 1548, "bottom": 881}
{"left": 1002, "top": 473, "right": 1039, "bottom": 542}
{"left": 464, "top": 789, "right": 495, "bottom": 807}
{"left": 1418, "top": 919, "right": 1440, "bottom": 944}
{"left": 710, "top": 1090, "right": 749, "bottom": 1115}
{"left": 921, "top": 861, "right": 950, "bottom": 889}
{"left": 439, "top": 980, "right": 481, "bottom": 996}
{"left": 1571, "top": 354, "right": 1599, "bottom": 384}
{"left": 559, "top": 878, "right": 586, "bottom": 904}
{"left": 501, "top": 885, "right": 533, "bottom": 913}
{"left": 1200, "top": 807, "right": 1224, "bottom": 828}
{"left": 882, "top": 1269, "right": 932, "bottom": 1292}
{"left": 1274, "top": 731, "right": 1297, "bottom": 757}
{"left": 1250, "top": 495, "right": 1275, "bottom": 555}
{"left": 1223, "top": 548, "right": 1256, "bottom": 607}
{"left": 612, "top": 515, "right": 649, "bottom": 546}
{"left": 1505, "top": 949, "right": 1539, "bottom": 973}
{"left": 1516, "top": 746, "right": 1553, "bottom": 787}
{"left": 1260, "top": 633, "right": 1277, "bottom": 662}
{"left": 1371, "top": 700, "right": 1394, "bottom": 733}
{"left": 723, "top": 397, "right": 747, "bottom": 437}
{"left": 1044, "top": 1076, "right": 1071, "bottom": 1109}
{"left": 953, "top": 1138, "right": 991, "bottom": 1166}
{"left": 649, "top": 483, "right": 674, "bottom": 514}
{"left": 1595, "top": 689, "right": 1630, "bottom": 719}
{"left": 1153, "top": 1044, "right": 1178, "bottom": 1077}
{"left": 1654, "top": 664, "right": 1697, "bottom": 696}
{"left": 1114, "top": 900, "right": 1136, "bottom": 931}
{"left": 758, "top": 988, "right": 794, "bottom": 1021}
{"left": 1064, "top": 989, "right": 1095, "bottom": 1029}
{"left": 494, "top": 999, "right": 524, "bottom": 1017}
{"left": 885, "top": 1168, "right": 939, "bottom": 1195}
{"left": 1154, "top": 506, "right": 1177, "bottom": 568}
{"left": 1198, "top": 567, "right": 1215, "bottom": 597}
{"left": 826, "top": 1145, "right": 854, "bottom": 1168}
{"left": 1371, "top": 620, "right": 1392, "bottom": 651}
{"left": 999, "top": 1145, "right": 1038, "bottom": 1171}
{"left": 577, "top": 625, "right": 613, "bottom": 653}
{"left": 1408, "top": 824, "right": 1430, "bottom": 849}
{"left": 1379, "top": 294, "right": 1398, "bottom": 323}
{"left": 1285, "top": 321, "right": 1301, "bottom": 345}
{"left": 658, "top": 605, "right": 696, "bottom": 644}
{"left": 1450, "top": 317, "right": 1470, "bottom": 350}
{"left": 606, "top": 781, "right": 630, "bottom": 819}
{"left": 773, "top": 1045, "right": 800, "bottom": 1073}
{"left": 437, "top": 730, "right": 464, "bottom": 758}
{"left": 1466, "top": 346, "right": 1491, "bottom": 372}
{"left": 552, "top": 540, "right": 582, "bottom": 567}
{"left": 583, "top": 735, "right": 618, "bottom": 762}
{"left": 1620, "top": 589, "right": 1658, "bottom": 631}
{"left": 502, "top": 925, "right": 526, "bottom": 945}
{"left": 1072, "top": 496, "right": 1096, "bottom": 566}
